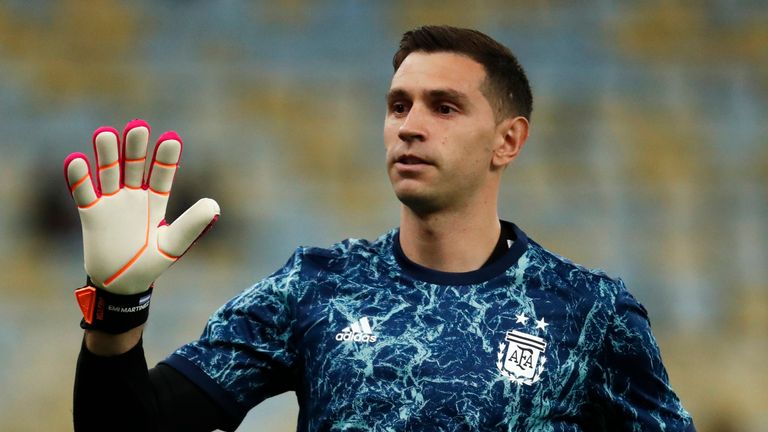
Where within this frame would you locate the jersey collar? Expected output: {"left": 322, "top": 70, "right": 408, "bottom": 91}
{"left": 392, "top": 220, "right": 529, "bottom": 285}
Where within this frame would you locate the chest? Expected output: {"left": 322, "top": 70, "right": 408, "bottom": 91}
{"left": 292, "top": 278, "right": 608, "bottom": 429}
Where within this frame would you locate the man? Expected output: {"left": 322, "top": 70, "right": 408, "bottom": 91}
{"left": 68, "top": 26, "right": 695, "bottom": 431}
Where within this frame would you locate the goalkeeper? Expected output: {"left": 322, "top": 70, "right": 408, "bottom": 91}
{"left": 69, "top": 26, "right": 695, "bottom": 431}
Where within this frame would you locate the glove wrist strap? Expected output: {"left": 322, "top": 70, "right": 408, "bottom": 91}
{"left": 74, "top": 278, "right": 153, "bottom": 334}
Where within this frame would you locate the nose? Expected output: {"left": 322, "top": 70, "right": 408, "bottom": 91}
{"left": 398, "top": 105, "right": 427, "bottom": 143}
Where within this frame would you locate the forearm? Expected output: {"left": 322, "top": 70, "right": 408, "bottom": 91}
{"left": 84, "top": 326, "right": 144, "bottom": 356}
{"left": 74, "top": 336, "right": 158, "bottom": 432}
{"left": 74, "top": 330, "right": 237, "bottom": 432}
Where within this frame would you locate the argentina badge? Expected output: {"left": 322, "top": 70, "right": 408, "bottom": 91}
{"left": 496, "top": 313, "right": 549, "bottom": 385}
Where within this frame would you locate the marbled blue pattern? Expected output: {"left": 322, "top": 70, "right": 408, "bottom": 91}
{"left": 164, "top": 222, "right": 694, "bottom": 431}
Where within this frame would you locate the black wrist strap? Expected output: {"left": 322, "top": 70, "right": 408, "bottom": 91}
{"left": 75, "top": 278, "right": 153, "bottom": 334}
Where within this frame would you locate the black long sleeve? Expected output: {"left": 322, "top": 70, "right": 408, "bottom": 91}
{"left": 74, "top": 338, "right": 239, "bottom": 432}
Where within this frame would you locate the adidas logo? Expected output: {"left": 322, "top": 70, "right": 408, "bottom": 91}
{"left": 335, "top": 316, "right": 378, "bottom": 343}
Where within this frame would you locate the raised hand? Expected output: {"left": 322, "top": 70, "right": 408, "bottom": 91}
{"left": 64, "top": 119, "right": 220, "bottom": 299}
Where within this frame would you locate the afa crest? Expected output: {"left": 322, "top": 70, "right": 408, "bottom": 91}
{"left": 496, "top": 329, "right": 548, "bottom": 385}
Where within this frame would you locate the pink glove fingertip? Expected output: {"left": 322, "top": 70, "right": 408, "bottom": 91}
{"left": 63, "top": 152, "right": 91, "bottom": 191}
{"left": 123, "top": 119, "right": 151, "bottom": 135}
{"left": 157, "top": 130, "right": 183, "bottom": 147}
{"left": 92, "top": 126, "right": 119, "bottom": 147}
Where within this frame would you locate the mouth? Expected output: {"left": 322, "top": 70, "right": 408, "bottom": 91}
{"left": 395, "top": 154, "right": 431, "bottom": 165}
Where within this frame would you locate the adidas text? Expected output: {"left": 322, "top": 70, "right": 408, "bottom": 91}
{"left": 336, "top": 316, "right": 378, "bottom": 343}
{"left": 335, "top": 332, "right": 377, "bottom": 343}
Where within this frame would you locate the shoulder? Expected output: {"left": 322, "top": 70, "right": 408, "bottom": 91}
{"left": 522, "top": 235, "right": 653, "bottom": 335}
{"left": 226, "top": 230, "right": 397, "bottom": 310}
{"left": 523, "top": 236, "right": 628, "bottom": 305}
{"left": 293, "top": 229, "right": 397, "bottom": 276}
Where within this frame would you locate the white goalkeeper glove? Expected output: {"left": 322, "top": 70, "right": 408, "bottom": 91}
{"left": 64, "top": 119, "right": 220, "bottom": 333}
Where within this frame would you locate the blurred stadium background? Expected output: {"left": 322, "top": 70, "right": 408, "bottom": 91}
{"left": 0, "top": 1, "right": 766, "bottom": 430}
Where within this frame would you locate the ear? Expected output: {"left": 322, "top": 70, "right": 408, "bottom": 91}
{"left": 491, "top": 116, "right": 529, "bottom": 169}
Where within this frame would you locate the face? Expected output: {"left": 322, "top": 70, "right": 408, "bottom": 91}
{"left": 384, "top": 51, "right": 507, "bottom": 215}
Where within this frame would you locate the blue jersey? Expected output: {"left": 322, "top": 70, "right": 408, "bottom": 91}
{"left": 164, "top": 222, "right": 695, "bottom": 431}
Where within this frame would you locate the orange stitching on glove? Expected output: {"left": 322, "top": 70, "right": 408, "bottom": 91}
{"left": 149, "top": 187, "right": 171, "bottom": 196}
{"left": 78, "top": 198, "right": 100, "bottom": 209}
{"left": 157, "top": 246, "right": 179, "bottom": 261}
{"left": 99, "top": 160, "right": 119, "bottom": 170}
{"left": 153, "top": 161, "right": 177, "bottom": 169}
{"left": 70, "top": 173, "right": 90, "bottom": 192}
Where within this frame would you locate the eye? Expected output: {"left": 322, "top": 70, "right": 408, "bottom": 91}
{"left": 390, "top": 102, "right": 409, "bottom": 116}
{"left": 437, "top": 104, "right": 457, "bottom": 115}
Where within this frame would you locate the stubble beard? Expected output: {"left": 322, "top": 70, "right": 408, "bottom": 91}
{"left": 393, "top": 182, "right": 451, "bottom": 217}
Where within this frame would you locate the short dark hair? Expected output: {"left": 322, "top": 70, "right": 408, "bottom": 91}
{"left": 393, "top": 25, "right": 533, "bottom": 122}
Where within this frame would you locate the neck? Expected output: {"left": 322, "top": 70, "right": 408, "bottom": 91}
{"left": 398, "top": 200, "right": 501, "bottom": 273}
